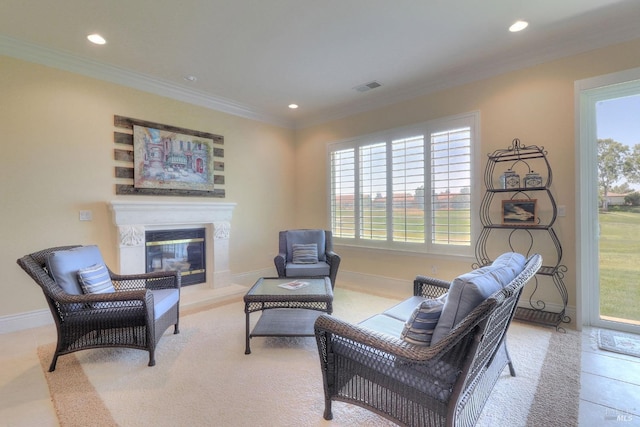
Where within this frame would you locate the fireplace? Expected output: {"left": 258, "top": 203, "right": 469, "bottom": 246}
{"left": 146, "top": 228, "right": 206, "bottom": 286}
{"left": 109, "top": 200, "right": 236, "bottom": 289}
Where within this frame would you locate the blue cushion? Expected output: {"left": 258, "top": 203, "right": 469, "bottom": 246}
{"left": 383, "top": 296, "right": 430, "bottom": 322}
{"left": 285, "top": 262, "right": 330, "bottom": 277}
{"left": 358, "top": 314, "right": 406, "bottom": 338}
{"left": 151, "top": 288, "right": 180, "bottom": 320}
{"left": 46, "top": 246, "right": 107, "bottom": 295}
{"left": 431, "top": 252, "right": 526, "bottom": 344}
{"left": 286, "top": 230, "right": 326, "bottom": 262}
{"left": 401, "top": 295, "right": 447, "bottom": 346}
{"left": 77, "top": 263, "right": 115, "bottom": 294}
{"left": 292, "top": 243, "right": 319, "bottom": 264}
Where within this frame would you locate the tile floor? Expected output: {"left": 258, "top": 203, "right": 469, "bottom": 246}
{"left": 579, "top": 327, "right": 640, "bottom": 426}
{"left": 1, "top": 320, "right": 638, "bottom": 426}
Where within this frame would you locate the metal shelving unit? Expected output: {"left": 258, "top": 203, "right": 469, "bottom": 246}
{"left": 475, "top": 138, "right": 570, "bottom": 330}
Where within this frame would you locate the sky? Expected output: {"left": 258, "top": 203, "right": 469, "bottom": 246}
{"left": 596, "top": 94, "right": 640, "bottom": 147}
{"left": 596, "top": 93, "right": 640, "bottom": 191}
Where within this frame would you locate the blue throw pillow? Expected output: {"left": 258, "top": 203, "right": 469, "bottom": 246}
{"left": 400, "top": 294, "right": 447, "bottom": 346}
{"left": 292, "top": 243, "right": 319, "bottom": 264}
{"left": 77, "top": 263, "right": 115, "bottom": 294}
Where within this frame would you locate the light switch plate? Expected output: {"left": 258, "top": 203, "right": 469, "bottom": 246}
{"left": 79, "top": 210, "right": 93, "bottom": 221}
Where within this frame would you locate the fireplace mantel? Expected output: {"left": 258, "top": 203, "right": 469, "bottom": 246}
{"left": 109, "top": 200, "right": 236, "bottom": 289}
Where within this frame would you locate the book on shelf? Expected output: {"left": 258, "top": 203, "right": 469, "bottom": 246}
{"left": 278, "top": 280, "right": 310, "bottom": 290}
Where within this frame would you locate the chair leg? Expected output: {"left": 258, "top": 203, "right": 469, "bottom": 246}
{"left": 323, "top": 399, "right": 333, "bottom": 420}
{"left": 148, "top": 350, "right": 156, "bottom": 367}
{"left": 48, "top": 354, "right": 59, "bottom": 372}
{"left": 174, "top": 323, "right": 180, "bottom": 334}
{"left": 504, "top": 344, "right": 516, "bottom": 377}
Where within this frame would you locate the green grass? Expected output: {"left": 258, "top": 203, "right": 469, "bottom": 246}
{"left": 599, "top": 208, "right": 640, "bottom": 322}
{"left": 334, "top": 208, "right": 470, "bottom": 244}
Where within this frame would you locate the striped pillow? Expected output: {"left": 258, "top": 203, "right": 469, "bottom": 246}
{"left": 77, "top": 263, "right": 115, "bottom": 295}
{"left": 400, "top": 295, "right": 447, "bottom": 346}
{"left": 292, "top": 243, "right": 319, "bottom": 264}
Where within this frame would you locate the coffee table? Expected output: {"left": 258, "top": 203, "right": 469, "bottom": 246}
{"left": 244, "top": 277, "right": 333, "bottom": 354}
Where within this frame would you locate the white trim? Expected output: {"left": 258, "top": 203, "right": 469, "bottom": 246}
{"left": 575, "top": 66, "right": 640, "bottom": 334}
{"left": 0, "top": 309, "right": 52, "bottom": 335}
{"left": 0, "top": 35, "right": 294, "bottom": 129}
{"left": 326, "top": 112, "right": 479, "bottom": 257}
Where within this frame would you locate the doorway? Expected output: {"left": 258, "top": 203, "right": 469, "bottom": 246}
{"left": 577, "top": 68, "right": 640, "bottom": 334}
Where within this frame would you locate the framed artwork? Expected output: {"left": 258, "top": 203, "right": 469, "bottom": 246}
{"left": 502, "top": 199, "right": 537, "bottom": 226}
{"left": 133, "top": 125, "right": 215, "bottom": 192}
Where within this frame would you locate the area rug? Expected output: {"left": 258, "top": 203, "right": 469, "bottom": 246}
{"left": 37, "top": 288, "right": 581, "bottom": 427}
{"left": 598, "top": 329, "right": 640, "bottom": 358}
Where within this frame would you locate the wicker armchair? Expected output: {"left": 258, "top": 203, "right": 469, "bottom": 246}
{"left": 274, "top": 229, "right": 341, "bottom": 288}
{"left": 17, "top": 245, "right": 181, "bottom": 371}
{"left": 314, "top": 254, "right": 542, "bottom": 427}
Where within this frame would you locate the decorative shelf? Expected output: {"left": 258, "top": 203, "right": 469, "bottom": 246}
{"left": 476, "top": 138, "right": 570, "bottom": 330}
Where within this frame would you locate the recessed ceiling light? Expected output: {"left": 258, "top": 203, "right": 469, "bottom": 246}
{"left": 509, "top": 20, "right": 529, "bottom": 32}
{"left": 288, "top": 104, "right": 299, "bottom": 109}
{"left": 183, "top": 75, "right": 197, "bottom": 82}
{"left": 87, "top": 34, "right": 106, "bottom": 45}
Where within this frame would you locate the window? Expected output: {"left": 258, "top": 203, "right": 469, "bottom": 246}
{"left": 328, "top": 112, "right": 478, "bottom": 255}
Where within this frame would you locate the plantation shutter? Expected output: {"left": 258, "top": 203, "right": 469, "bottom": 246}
{"left": 359, "top": 142, "right": 387, "bottom": 240}
{"left": 330, "top": 148, "right": 356, "bottom": 238}
{"left": 430, "top": 127, "right": 472, "bottom": 245}
{"left": 392, "top": 136, "right": 425, "bottom": 243}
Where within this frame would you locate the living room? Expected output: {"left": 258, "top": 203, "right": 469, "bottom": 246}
{"left": 2, "top": 2, "right": 640, "bottom": 425}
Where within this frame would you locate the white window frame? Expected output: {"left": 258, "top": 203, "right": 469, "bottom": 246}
{"left": 327, "top": 111, "right": 480, "bottom": 257}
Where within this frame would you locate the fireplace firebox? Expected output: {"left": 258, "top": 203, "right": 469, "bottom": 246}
{"left": 145, "top": 228, "right": 206, "bottom": 286}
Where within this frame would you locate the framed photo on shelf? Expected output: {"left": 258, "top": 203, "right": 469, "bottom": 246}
{"left": 502, "top": 199, "right": 537, "bottom": 226}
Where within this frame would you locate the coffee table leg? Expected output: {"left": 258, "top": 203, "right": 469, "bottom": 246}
{"left": 245, "top": 311, "right": 251, "bottom": 354}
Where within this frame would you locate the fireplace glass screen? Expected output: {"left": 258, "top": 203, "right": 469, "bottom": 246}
{"left": 145, "top": 228, "right": 205, "bottom": 286}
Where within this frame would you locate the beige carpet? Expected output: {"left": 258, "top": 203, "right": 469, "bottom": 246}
{"left": 37, "top": 288, "right": 581, "bottom": 427}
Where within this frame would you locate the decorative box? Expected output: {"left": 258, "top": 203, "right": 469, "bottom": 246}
{"left": 524, "top": 171, "right": 543, "bottom": 188}
{"left": 500, "top": 169, "right": 520, "bottom": 189}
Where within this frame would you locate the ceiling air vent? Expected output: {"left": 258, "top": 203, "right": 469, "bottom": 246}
{"left": 354, "top": 81, "right": 382, "bottom": 93}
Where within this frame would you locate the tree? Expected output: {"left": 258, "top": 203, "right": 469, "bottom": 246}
{"left": 611, "top": 183, "right": 633, "bottom": 194}
{"left": 625, "top": 192, "right": 640, "bottom": 206}
{"left": 624, "top": 143, "right": 640, "bottom": 185}
{"left": 598, "top": 138, "right": 629, "bottom": 209}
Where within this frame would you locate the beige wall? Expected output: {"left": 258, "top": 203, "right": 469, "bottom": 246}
{"left": 295, "top": 38, "right": 640, "bottom": 310}
{"left": 1, "top": 56, "right": 296, "bottom": 317}
{"left": 3, "top": 37, "right": 640, "bottom": 320}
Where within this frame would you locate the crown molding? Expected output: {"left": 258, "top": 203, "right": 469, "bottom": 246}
{"left": 0, "top": 35, "right": 295, "bottom": 129}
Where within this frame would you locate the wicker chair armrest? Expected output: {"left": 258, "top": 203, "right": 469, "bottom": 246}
{"left": 413, "top": 275, "right": 451, "bottom": 298}
{"left": 325, "top": 251, "right": 340, "bottom": 263}
{"left": 274, "top": 253, "right": 286, "bottom": 276}
{"left": 55, "top": 288, "right": 149, "bottom": 304}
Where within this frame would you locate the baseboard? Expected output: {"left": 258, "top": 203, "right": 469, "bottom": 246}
{"left": 0, "top": 309, "right": 52, "bottom": 334}
{"left": 231, "top": 268, "right": 274, "bottom": 286}
{"left": 336, "top": 270, "right": 413, "bottom": 300}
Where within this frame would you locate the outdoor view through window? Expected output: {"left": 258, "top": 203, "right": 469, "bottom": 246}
{"left": 596, "top": 93, "right": 640, "bottom": 324}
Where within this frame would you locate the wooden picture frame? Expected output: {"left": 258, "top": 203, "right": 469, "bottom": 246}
{"left": 113, "top": 115, "right": 225, "bottom": 198}
{"left": 502, "top": 199, "right": 537, "bottom": 226}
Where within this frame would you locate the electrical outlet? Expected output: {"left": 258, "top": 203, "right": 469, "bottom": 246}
{"left": 79, "top": 210, "right": 93, "bottom": 221}
{"left": 431, "top": 265, "right": 438, "bottom": 274}
{"left": 558, "top": 205, "right": 566, "bottom": 217}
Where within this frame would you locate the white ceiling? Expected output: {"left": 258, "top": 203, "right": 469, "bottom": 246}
{"left": 2, "top": 0, "right": 640, "bottom": 128}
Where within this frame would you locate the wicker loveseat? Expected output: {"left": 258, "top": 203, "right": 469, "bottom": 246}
{"left": 314, "top": 253, "right": 542, "bottom": 427}
{"left": 17, "top": 245, "right": 181, "bottom": 371}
